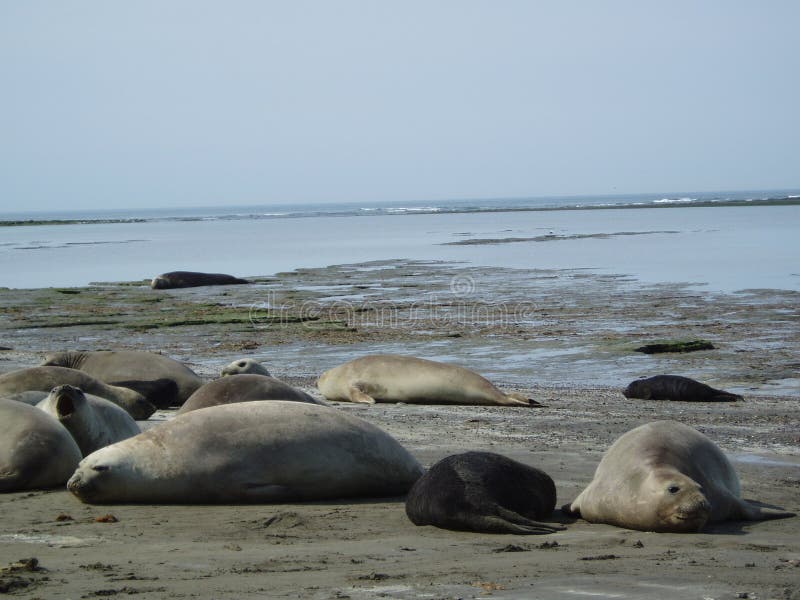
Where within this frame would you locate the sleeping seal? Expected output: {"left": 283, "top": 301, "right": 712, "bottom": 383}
{"left": 406, "top": 451, "right": 564, "bottom": 534}
{"left": 564, "top": 420, "right": 795, "bottom": 532}
{"left": 67, "top": 400, "right": 424, "bottom": 504}
{"left": 177, "top": 374, "right": 324, "bottom": 414}
{"left": 0, "top": 399, "right": 82, "bottom": 492}
{"left": 623, "top": 375, "right": 742, "bottom": 402}
{"left": 37, "top": 385, "right": 140, "bottom": 455}
{"left": 41, "top": 350, "right": 202, "bottom": 406}
{"left": 317, "top": 355, "right": 539, "bottom": 406}
{"left": 221, "top": 358, "right": 271, "bottom": 377}
{"left": 150, "top": 271, "right": 250, "bottom": 289}
{"left": 0, "top": 366, "right": 155, "bottom": 420}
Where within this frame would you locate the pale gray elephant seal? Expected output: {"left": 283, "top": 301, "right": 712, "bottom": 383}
{"left": 67, "top": 400, "right": 424, "bottom": 504}
{"left": 41, "top": 350, "right": 203, "bottom": 406}
{"left": 317, "top": 354, "right": 540, "bottom": 406}
{"left": 150, "top": 271, "right": 250, "bottom": 289}
{"left": 623, "top": 375, "right": 742, "bottom": 402}
{"left": 0, "top": 399, "right": 82, "bottom": 492}
{"left": 563, "top": 420, "right": 795, "bottom": 532}
{"left": 221, "top": 358, "right": 271, "bottom": 377}
{"left": 176, "top": 374, "right": 324, "bottom": 415}
{"left": 406, "top": 452, "right": 564, "bottom": 534}
{"left": 0, "top": 366, "right": 155, "bottom": 420}
{"left": 37, "top": 385, "right": 140, "bottom": 456}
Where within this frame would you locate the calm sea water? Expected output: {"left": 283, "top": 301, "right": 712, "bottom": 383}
{"left": 1, "top": 191, "right": 799, "bottom": 291}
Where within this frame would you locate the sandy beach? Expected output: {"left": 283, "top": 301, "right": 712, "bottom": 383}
{"left": 1, "top": 260, "right": 798, "bottom": 599}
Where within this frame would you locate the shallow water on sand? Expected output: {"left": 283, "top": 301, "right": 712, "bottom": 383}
{"left": 1, "top": 205, "right": 799, "bottom": 291}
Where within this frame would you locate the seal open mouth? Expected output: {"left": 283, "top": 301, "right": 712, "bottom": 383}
{"left": 53, "top": 385, "right": 81, "bottom": 419}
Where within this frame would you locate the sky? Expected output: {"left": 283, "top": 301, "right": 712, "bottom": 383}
{"left": 1, "top": 1, "right": 798, "bottom": 212}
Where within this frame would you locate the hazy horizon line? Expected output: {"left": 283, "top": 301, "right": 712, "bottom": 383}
{"left": 3, "top": 186, "right": 799, "bottom": 217}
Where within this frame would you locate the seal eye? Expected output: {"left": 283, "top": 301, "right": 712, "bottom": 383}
{"left": 93, "top": 465, "right": 109, "bottom": 472}
{"left": 238, "top": 361, "right": 246, "bottom": 367}
{"left": 667, "top": 485, "right": 680, "bottom": 494}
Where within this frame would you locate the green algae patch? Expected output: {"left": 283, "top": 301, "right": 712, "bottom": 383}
{"left": 634, "top": 339, "right": 715, "bottom": 354}
{"left": 16, "top": 319, "right": 123, "bottom": 329}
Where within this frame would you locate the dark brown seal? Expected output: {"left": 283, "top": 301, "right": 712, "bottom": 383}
{"left": 405, "top": 451, "right": 564, "bottom": 534}
{"left": 623, "top": 375, "right": 742, "bottom": 402}
{"left": 150, "top": 271, "right": 250, "bottom": 289}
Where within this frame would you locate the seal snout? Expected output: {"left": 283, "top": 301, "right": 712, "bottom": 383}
{"left": 67, "top": 465, "right": 104, "bottom": 503}
{"left": 670, "top": 496, "right": 711, "bottom": 531}
{"left": 66, "top": 470, "right": 84, "bottom": 495}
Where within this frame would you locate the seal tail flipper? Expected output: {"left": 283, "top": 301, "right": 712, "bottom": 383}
{"left": 347, "top": 385, "right": 376, "bottom": 404}
{"left": 710, "top": 392, "right": 743, "bottom": 402}
{"left": 464, "top": 507, "right": 566, "bottom": 535}
{"left": 560, "top": 497, "right": 583, "bottom": 518}
{"left": 504, "top": 393, "right": 545, "bottom": 407}
{"left": 110, "top": 379, "right": 179, "bottom": 409}
{"left": 495, "top": 507, "right": 566, "bottom": 532}
{"left": 737, "top": 499, "right": 796, "bottom": 521}
{"left": 463, "top": 514, "right": 563, "bottom": 535}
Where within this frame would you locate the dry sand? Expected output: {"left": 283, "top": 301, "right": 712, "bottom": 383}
{"left": 1, "top": 261, "right": 798, "bottom": 599}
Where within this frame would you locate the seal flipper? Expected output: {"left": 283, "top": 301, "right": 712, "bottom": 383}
{"left": 710, "top": 392, "right": 743, "bottom": 402}
{"left": 348, "top": 385, "right": 376, "bottom": 404}
{"left": 560, "top": 495, "right": 583, "bottom": 518}
{"left": 735, "top": 498, "right": 795, "bottom": 521}
{"left": 110, "top": 379, "right": 179, "bottom": 409}
{"left": 505, "top": 393, "right": 545, "bottom": 407}
{"left": 494, "top": 507, "right": 565, "bottom": 533}
{"left": 463, "top": 512, "right": 563, "bottom": 535}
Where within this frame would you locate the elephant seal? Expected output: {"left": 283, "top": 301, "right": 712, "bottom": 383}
{"left": 41, "top": 350, "right": 202, "bottom": 406}
{"left": 623, "top": 375, "right": 742, "bottom": 402}
{"left": 150, "top": 271, "right": 250, "bottom": 289}
{"left": 0, "top": 390, "right": 48, "bottom": 406}
{"left": 177, "top": 374, "right": 324, "bottom": 415}
{"left": 0, "top": 366, "right": 155, "bottom": 420}
{"left": 0, "top": 399, "right": 82, "bottom": 492}
{"left": 67, "top": 400, "right": 424, "bottom": 504}
{"left": 317, "top": 354, "right": 540, "bottom": 406}
{"left": 37, "top": 385, "right": 140, "bottom": 456}
{"left": 406, "top": 452, "right": 564, "bottom": 534}
{"left": 563, "top": 420, "right": 795, "bottom": 532}
{"left": 221, "top": 358, "right": 271, "bottom": 377}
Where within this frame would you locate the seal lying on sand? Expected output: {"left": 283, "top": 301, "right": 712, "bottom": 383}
{"left": 150, "top": 271, "right": 250, "bottom": 289}
{"left": 177, "top": 374, "right": 324, "bottom": 415}
{"left": 0, "top": 367, "right": 155, "bottom": 420}
{"left": 0, "top": 399, "right": 82, "bottom": 492}
{"left": 37, "top": 385, "right": 140, "bottom": 456}
{"left": 406, "top": 451, "right": 564, "bottom": 534}
{"left": 563, "top": 420, "right": 795, "bottom": 532}
{"left": 41, "top": 350, "right": 202, "bottom": 406}
{"left": 68, "top": 400, "right": 424, "bottom": 504}
{"left": 623, "top": 375, "right": 742, "bottom": 402}
{"left": 317, "top": 355, "right": 540, "bottom": 406}
{"left": 221, "top": 358, "right": 271, "bottom": 377}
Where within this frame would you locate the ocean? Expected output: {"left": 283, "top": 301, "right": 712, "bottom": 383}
{"left": 1, "top": 189, "right": 799, "bottom": 291}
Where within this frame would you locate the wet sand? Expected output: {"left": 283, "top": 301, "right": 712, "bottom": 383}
{"left": 1, "top": 260, "right": 798, "bottom": 599}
